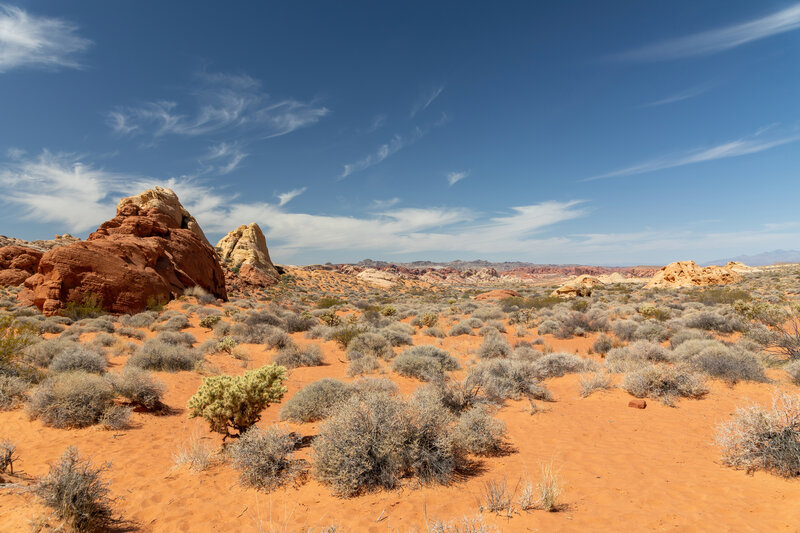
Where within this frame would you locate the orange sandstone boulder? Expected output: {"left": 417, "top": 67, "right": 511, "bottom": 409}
{"left": 24, "top": 187, "right": 227, "bottom": 315}
{"left": 552, "top": 275, "right": 604, "bottom": 298}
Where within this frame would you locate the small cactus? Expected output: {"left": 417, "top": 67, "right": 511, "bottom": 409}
{"left": 187, "top": 365, "right": 287, "bottom": 438}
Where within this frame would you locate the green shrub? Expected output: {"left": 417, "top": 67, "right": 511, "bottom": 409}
{"left": 331, "top": 325, "right": 365, "bottom": 349}
{"left": 0, "top": 314, "right": 36, "bottom": 375}
{"left": 199, "top": 315, "right": 222, "bottom": 329}
{"left": 187, "top": 365, "right": 287, "bottom": 438}
{"left": 317, "top": 296, "right": 344, "bottom": 309}
{"left": 61, "top": 293, "right": 106, "bottom": 321}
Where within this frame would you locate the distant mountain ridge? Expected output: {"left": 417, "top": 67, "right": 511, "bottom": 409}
{"left": 704, "top": 250, "right": 800, "bottom": 267}
{"left": 353, "top": 258, "right": 653, "bottom": 272}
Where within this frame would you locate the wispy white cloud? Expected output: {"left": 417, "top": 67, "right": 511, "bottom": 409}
{"left": 367, "top": 114, "right": 387, "bottom": 133}
{"left": 370, "top": 197, "right": 401, "bottom": 210}
{"left": 202, "top": 141, "right": 247, "bottom": 175}
{"left": 640, "top": 84, "right": 712, "bottom": 108}
{"left": 276, "top": 187, "right": 306, "bottom": 207}
{"left": 339, "top": 117, "right": 447, "bottom": 180}
{"left": 583, "top": 130, "right": 800, "bottom": 181}
{"left": 0, "top": 4, "right": 91, "bottom": 73}
{"left": 616, "top": 3, "right": 800, "bottom": 62}
{"left": 410, "top": 84, "right": 445, "bottom": 118}
{"left": 108, "top": 71, "right": 329, "bottom": 139}
{"left": 446, "top": 170, "right": 469, "bottom": 186}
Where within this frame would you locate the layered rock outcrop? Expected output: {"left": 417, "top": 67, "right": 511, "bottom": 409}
{"left": 0, "top": 246, "right": 43, "bottom": 286}
{"left": 216, "top": 223, "right": 280, "bottom": 288}
{"left": 644, "top": 261, "right": 741, "bottom": 289}
{"left": 23, "top": 187, "right": 226, "bottom": 315}
{"left": 356, "top": 268, "right": 398, "bottom": 289}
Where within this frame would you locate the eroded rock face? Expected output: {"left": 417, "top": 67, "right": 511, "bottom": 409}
{"left": 0, "top": 234, "right": 80, "bottom": 253}
{"left": 644, "top": 261, "right": 741, "bottom": 289}
{"left": 216, "top": 223, "right": 280, "bottom": 287}
{"left": 552, "top": 275, "right": 604, "bottom": 298}
{"left": 0, "top": 246, "right": 43, "bottom": 286}
{"left": 24, "top": 187, "right": 226, "bottom": 315}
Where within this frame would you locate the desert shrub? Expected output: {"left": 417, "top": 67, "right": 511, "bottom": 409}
{"left": 0, "top": 440, "right": 16, "bottom": 474}
{"left": 347, "top": 355, "right": 381, "bottom": 376}
{"left": 477, "top": 333, "right": 512, "bottom": 359}
{"left": 605, "top": 340, "right": 670, "bottom": 373}
{"left": 184, "top": 285, "right": 217, "bottom": 304}
{"left": 273, "top": 344, "right": 324, "bottom": 369}
{"left": 553, "top": 310, "right": 609, "bottom": 339}
{"left": 351, "top": 376, "right": 399, "bottom": 397}
{"left": 406, "top": 388, "right": 458, "bottom": 484}
{"left": 452, "top": 406, "right": 506, "bottom": 456}
{"left": 279, "top": 378, "right": 353, "bottom": 422}
{"left": 212, "top": 320, "right": 232, "bottom": 338}
{"left": 533, "top": 462, "right": 562, "bottom": 511}
{"left": 633, "top": 321, "right": 670, "bottom": 342}
{"left": 449, "top": 322, "right": 473, "bottom": 336}
{"left": 213, "top": 336, "right": 238, "bottom": 354}
{"left": 423, "top": 327, "right": 446, "bottom": 338}
{"left": 379, "top": 323, "right": 414, "bottom": 346}
{"left": 669, "top": 328, "right": 712, "bottom": 348}
{"left": 1, "top": 315, "right": 37, "bottom": 372}
{"left": 473, "top": 307, "right": 504, "bottom": 320}
{"left": 49, "top": 346, "right": 107, "bottom": 374}
{"left": 187, "top": 365, "right": 287, "bottom": 437}
{"left": 152, "top": 314, "right": 189, "bottom": 332}
{"left": 305, "top": 324, "right": 333, "bottom": 340}
{"left": 468, "top": 359, "right": 552, "bottom": 402}
{"left": 199, "top": 315, "right": 222, "bottom": 329}
{"left": 229, "top": 425, "right": 302, "bottom": 491}
{"left": 592, "top": 334, "right": 614, "bottom": 355}
{"left": 638, "top": 305, "right": 671, "bottom": 321}
{"left": 417, "top": 312, "right": 439, "bottom": 328}
{"left": 264, "top": 327, "right": 295, "bottom": 350}
{"left": 331, "top": 325, "right": 366, "bottom": 349}
{"left": 695, "top": 287, "right": 752, "bottom": 305}
{"left": 785, "top": 360, "right": 800, "bottom": 385}
{"left": 231, "top": 322, "right": 275, "bottom": 344}
{"left": 537, "top": 319, "right": 559, "bottom": 336}
{"left": 312, "top": 390, "right": 410, "bottom": 496}
{"left": 243, "top": 310, "right": 285, "bottom": 328}
{"left": 61, "top": 293, "right": 105, "bottom": 321}
{"left": 317, "top": 310, "right": 341, "bottom": 327}
{"left": 285, "top": 313, "right": 317, "bottom": 333}
{"left": 89, "top": 332, "right": 116, "bottom": 348}
{"left": 716, "top": 392, "right": 800, "bottom": 477}
{"left": 128, "top": 340, "right": 201, "bottom": 371}
{"left": 120, "top": 312, "right": 156, "bottom": 328}
{"left": 27, "top": 372, "right": 116, "bottom": 428}
{"left": 99, "top": 404, "right": 132, "bottom": 430}
{"left": 612, "top": 319, "right": 638, "bottom": 341}
{"left": 346, "top": 332, "right": 393, "bottom": 360}
{"left": 34, "top": 447, "right": 117, "bottom": 531}
{"left": 110, "top": 367, "right": 165, "bottom": 410}
{"left": 683, "top": 311, "right": 743, "bottom": 333}
{"left": 512, "top": 344, "right": 540, "bottom": 361}
{"left": 392, "top": 345, "right": 459, "bottom": 381}
{"left": 317, "top": 296, "right": 344, "bottom": 309}
{"left": 533, "top": 352, "right": 596, "bottom": 379}
{"left": 117, "top": 327, "right": 145, "bottom": 341}
{"left": 683, "top": 344, "right": 766, "bottom": 384}
{"left": 0, "top": 375, "right": 28, "bottom": 409}
{"left": 579, "top": 371, "right": 614, "bottom": 397}
{"left": 622, "top": 364, "right": 708, "bottom": 404}
{"left": 23, "top": 338, "right": 79, "bottom": 368}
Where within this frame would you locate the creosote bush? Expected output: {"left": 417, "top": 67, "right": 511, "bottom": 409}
{"left": 34, "top": 447, "right": 118, "bottom": 532}
{"left": 187, "top": 364, "right": 287, "bottom": 438}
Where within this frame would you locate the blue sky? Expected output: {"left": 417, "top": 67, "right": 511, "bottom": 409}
{"left": 0, "top": 1, "right": 798, "bottom": 265}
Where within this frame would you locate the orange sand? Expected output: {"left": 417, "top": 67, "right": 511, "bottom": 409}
{"left": 1, "top": 306, "right": 799, "bottom": 532}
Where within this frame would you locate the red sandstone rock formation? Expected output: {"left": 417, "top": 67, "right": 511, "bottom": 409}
{"left": 23, "top": 187, "right": 226, "bottom": 315}
{"left": 0, "top": 246, "right": 43, "bottom": 286}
